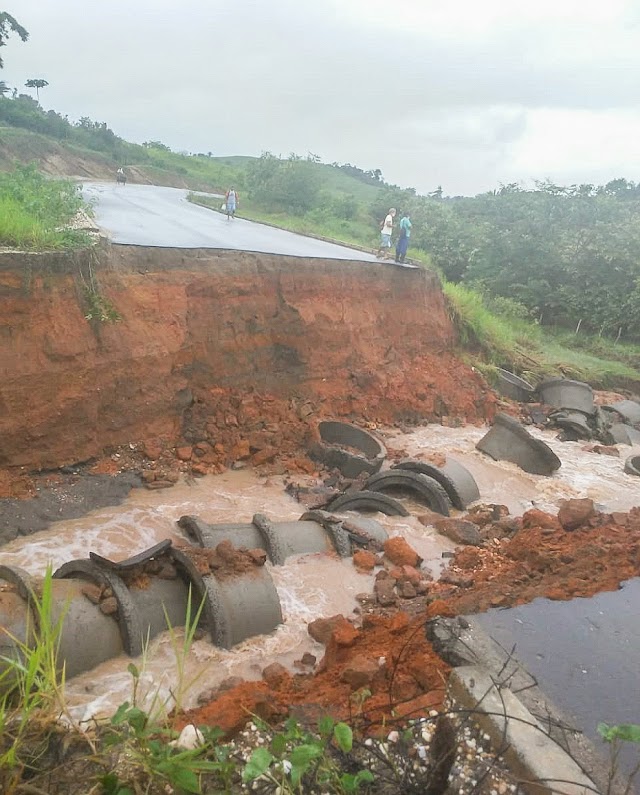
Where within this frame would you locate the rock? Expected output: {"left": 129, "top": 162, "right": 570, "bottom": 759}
{"left": 332, "top": 621, "right": 359, "bottom": 647}
{"left": 247, "top": 548, "right": 268, "bottom": 566}
{"left": 215, "top": 540, "right": 237, "bottom": 561}
{"left": 352, "top": 549, "right": 377, "bottom": 572}
{"left": 252, "top": 447, "right": 277, "bottom": 466}
{"left": 390, "top": 612, "right": 410, "bottom": 633}
{"left": 355, "top": 592, "right": 375, "bottom": 604}
{"left": 99, "top": 596, "right": 118, "bottom": 615}
{"left": 144, "top": 441, "right": 163, "bottom": 460}
{"left": 416, "top": 580, "right": 430, "bottom": 594}
{"left": 262, "top": 662, "right": 290, "bottom": 688}
{"left": 383, "top": 537, "right": 422, "bottom": 567}
{"left": 558, "top": 498, "right": 596, "bottom": 531}
{"left": 439, "top": 571, "right": 474, "bottom": 588}
{"left": 434, "top": 518, "right": 482, "bottom": 546}
{"left": 340, "top": 656, "right": 378, "bottom": 689}
{"left": 81, "top": 583, "right": 103, "bottom": 604}
{"left": 176, "top": 446, "right": 193, "bottom": 462}
{"left": 301, "top": 652, "right": 317, "bottom": 667}
{"left": 170, "top": 724, "right": 204, "bottom": 750}
{"left": 145, "top": 480, "right": 174, "bottom": 490}
{"left": 466, "top": 504, "right": 509, "bottom": 527}
{"left": 582, "top": 444, "right": 620, "bottom": 457}
{"left": 400, "top": 565, "right": 423, "bottom": 586}
{"left": 141, "top": 470, "right": 156, "bottom": 483}
{"left": 417, "top": 509, "right": 446, "bottom": 528}
{"left": 308, "top": 615, "right": 347, "bottom": 645}
{"left": 374, "top": 577, "right": 397, "bottom": 607}
{"left": 522, "top": 508, "right": 561, "bottom": 531}
{"left": 397, "top": 580, "right": 417, "bottom": 599}
{"left": 231, "top": 440, "right": 251, "bottom": 460}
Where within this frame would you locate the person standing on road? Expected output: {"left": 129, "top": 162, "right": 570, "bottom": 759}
{"left": 225, "top": 187, "right": 238, "bottom": 219}
{"left": 377, "top": 207, "right": 396, "bottom": 257}
{"left": 395, "top": 212, "right": 412, "bottom": 263}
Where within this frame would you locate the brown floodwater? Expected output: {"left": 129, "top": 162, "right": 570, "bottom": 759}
{"left": 1, "top": 424, "right": 638, "bottom": 723}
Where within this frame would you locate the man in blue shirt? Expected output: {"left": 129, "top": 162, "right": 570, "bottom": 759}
{"left": 395, "top": 212, "right": 412, "bottom": 263}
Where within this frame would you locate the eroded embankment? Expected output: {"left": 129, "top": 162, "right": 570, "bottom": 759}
{"left": 0, "top": 245, "right": 493, "bottom": 493}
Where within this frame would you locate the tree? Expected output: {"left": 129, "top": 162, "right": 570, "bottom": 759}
{"left": 0, "top": 79, "right": 9, "bottom": 95}
{"left": 25, "top": 78, "right": 48, "bottom": 101}
{"left": 0, "top": 12, "right": 28, "bottom": 68}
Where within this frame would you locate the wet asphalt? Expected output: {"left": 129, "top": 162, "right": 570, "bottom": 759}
{"left": 81, "top": 182, "right": 378, "bottom": 260}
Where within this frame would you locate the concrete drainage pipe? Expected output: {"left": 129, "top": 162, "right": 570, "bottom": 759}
{"left": 364, "top": 470, "right": 452, "bottom": 516}
{"left": 327, "top": 490, "right": 409, "bottom": 516}
{"left": 476, "top": 413, "right": 561, "bottom": 476}
{"left": 0, "top": 539, "right": 284, "bottom": 690}
{"left": 624, "top": 455, "right": 640, "bottom": 477}
{"left": 392, "top": 459, "right": 480, "bottom": 510}
{"left": 309, "top": 420, "right": 386, "bottom": 478}
{"left": 537, "top": 379, "right": 595, "bottom": 416}
{"left": 177, "top": 513, "right": 374, "bottom": 563}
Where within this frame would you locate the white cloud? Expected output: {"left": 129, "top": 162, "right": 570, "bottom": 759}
{"left": 3, "top": 0, "right": 640, "bottom": 194}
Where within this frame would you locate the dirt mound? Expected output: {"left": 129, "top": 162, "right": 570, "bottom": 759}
{"left": 176, "top": 612, "right": 449, "bottom": 736}
{"left": 429, "top": 502, "right": 640, "bottom": 614}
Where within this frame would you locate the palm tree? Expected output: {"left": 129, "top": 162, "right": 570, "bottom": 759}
{"left": 0, "top": 80, "right": 10, "bottom": 96}
{"left": 25, "top": 78, "right": 48, "bottom": 101}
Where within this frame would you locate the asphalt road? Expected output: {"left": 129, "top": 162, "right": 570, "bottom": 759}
{"left": 473, "top": 578, "right": 640, "bottom": 777}
{"left": 82, "top": 182, "right": 377, "bottom": 260}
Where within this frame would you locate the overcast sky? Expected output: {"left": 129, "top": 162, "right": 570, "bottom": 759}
{"left": 3, "top": 0, "right": 640, "bottom": 195}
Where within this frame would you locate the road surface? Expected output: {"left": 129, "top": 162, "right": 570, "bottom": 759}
{"left": 82, "top": 182, "right": 377, "bottom": 260}
{"left": 473, "top": 579, "right": 640, "bottom": 778}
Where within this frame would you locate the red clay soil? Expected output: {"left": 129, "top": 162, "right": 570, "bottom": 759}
{"left": 176, "top": 613, "right": 449, "bottom": 737}
{"left": 428, "top": 504, "right": 640, "bottom": 616}
{"left": 0, "top": 246, "right": 494, "bottom": 490}
{"left": 176, "top": 501, "right": 640, "bottom": 739}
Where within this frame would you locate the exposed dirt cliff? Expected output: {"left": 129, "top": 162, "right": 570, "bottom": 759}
{"left": 0, "top": 246, "right": 494, "bottom": 490}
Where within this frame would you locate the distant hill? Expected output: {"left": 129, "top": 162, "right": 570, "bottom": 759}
{"left": 0, "top": 105, "right": 386, "bottom": 201}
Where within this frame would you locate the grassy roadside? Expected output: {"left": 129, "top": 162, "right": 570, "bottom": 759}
{"left": 444, "top": 282, "right": 640, "bottom": 389}
{"left": 188, "top": 192, "right": 433, "bottom": 264}
{"left": 0, "top": 162, "right": 92, "bottom": 249}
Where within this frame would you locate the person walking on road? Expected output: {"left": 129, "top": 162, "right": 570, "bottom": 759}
{"left": 395, "top": 212, "right": 412, "bottom": 263}
{"left": 377, "top": 207, "right": 396, "bottom": 258}
{"left": 225, "top": 187, "right": 238, "bottom": 219}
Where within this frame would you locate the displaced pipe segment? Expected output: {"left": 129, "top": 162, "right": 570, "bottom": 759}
{"left": 476, "top": 413, "right": 561, "bottom": 476}
{"left": 309, "top": 420, "right": 387, "bottom": 478}
{"left": 495, "top": 369, "right": 536, "bottom": 403}
{"left": 178, "top": 512, "right": 386, "bottom": 562}
{"left": 392, "top": 459, "right": 480, "bottom": 510}
{"left": 537, "top": 379, "right": 595, "bottom": 416}
{"left": 364, "top": 470, "right": 451, "bottom": 515}
{"left": 0, "top": 538, "right": 284, "bottom": 689}
{"left": 327, "top": 490, "right": 410, "bottom": 516}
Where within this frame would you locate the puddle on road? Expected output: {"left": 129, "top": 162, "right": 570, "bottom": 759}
{"left": 1, "top": 423, "right": 639, "bottom": 721}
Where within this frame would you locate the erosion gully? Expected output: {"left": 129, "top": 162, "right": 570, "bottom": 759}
{"left": 2, "top": 422, "right": 638, "bottom": 730}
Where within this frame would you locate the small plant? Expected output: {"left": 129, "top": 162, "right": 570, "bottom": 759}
{"left": 0, "top": 566, "right": 80, "bottom": 792}
{"left": 598, "top": 722, "right": 640, "bottom": 795}
{"left": 242, "top": 716, "right": 374, "bottom": 794}
{"left": 83, "top": 286, "right": 121, "bottom": 323}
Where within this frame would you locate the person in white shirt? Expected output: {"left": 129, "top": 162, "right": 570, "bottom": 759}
{"left": 377, "top": 207, "right": 396, "bottom": 257}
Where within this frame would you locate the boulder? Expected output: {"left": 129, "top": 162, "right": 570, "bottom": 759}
{"left": 434, "top": 518, "right": 483, "bottom": 546}
{"left": 558, "top": 498, "right": 596, "bottom": 531}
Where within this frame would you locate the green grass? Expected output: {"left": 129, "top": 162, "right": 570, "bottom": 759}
{"left": 443, "top": 281, "right": 640, "bottom": 388}
{"left": 0, "top": 162, "right": 92, "bottom": 250}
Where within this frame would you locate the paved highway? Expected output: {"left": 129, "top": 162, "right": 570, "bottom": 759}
{"left": 82, "top": 182, "right": 377, "bottom": 260}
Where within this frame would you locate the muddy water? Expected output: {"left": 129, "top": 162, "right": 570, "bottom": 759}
{"left": 1, "top": 423, "right": 639, "bottom": 722}
{"left": 384, "top": 423, "right": 640, "bottom": 514}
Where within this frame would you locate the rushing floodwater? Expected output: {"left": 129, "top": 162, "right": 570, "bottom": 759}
{"left": 1, "top": 423, "right": 638, "bottom": 722}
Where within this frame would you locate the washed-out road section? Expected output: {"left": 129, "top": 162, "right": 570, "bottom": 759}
{"left": 82, "top": 182, "right": 377, "bottom": 260}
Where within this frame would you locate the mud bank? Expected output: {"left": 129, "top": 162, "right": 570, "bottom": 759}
{"left": 0, "top": 245, "right": 493, "bottom": 489}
